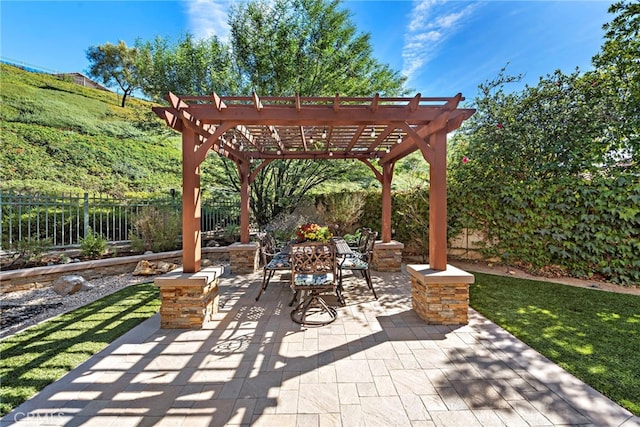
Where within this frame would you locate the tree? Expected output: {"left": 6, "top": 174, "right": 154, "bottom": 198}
{"left": 218, "top": 0, "right": 406, "bottom": 226}
{"left": 86, "top": 41, "right": 139, "bottom": 108}
{"left": 228, "top": 0, "right": 405, "bottom": 97}
{"left": 591, "top": 0, "right": 639, "bottom": 169}
{"left": 134, "top": 0, "right": 407, "bottom": 226}
{"left": 135, "top": 33, "right": 239, "bottom": 103}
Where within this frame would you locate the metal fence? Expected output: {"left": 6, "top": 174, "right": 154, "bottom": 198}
{"left": 0, "top": 191, "right": 240, "bottom": 251}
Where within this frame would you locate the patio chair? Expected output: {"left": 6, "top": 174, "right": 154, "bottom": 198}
{"left": 338, "top": 229, "right": 378, "bottom": 299}
{"left": 346, "top": 227, "right": 371, "bottom": 251}
{"left": 255, "top": 232, "right": 290, "bottom": 301}
{"left": 289, "top": 242, "right": 339, "bottom": 326}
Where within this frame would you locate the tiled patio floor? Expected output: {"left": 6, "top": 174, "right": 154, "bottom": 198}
{"left": 2, "top": 266, "right": 638, "bottom": 427}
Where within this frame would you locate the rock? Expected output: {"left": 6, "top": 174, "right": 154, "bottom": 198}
{"left": 133, "top": 260, "right": 177, "bottom": 276}
{"left": 155, "top": 261, "right": 177, "bottom": 274}
{"left": 53, "top": 275, "right": 91, "bottom": 296}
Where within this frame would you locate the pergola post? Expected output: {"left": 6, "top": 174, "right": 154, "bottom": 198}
{"left": 181, "top": 127, "right": 202, "bottom": 274}
{"left": 381, "top": 162, "right": 394, "bottom": 243}
{"left": 428, "top": 130, "right": 447, "bottom": 271}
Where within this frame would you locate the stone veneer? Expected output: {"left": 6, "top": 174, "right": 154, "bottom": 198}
{"left": 372, "top": 241, "right": 404, "bottom": 272}
{"left": 227, "top": 242, "right": 260, "bottom": 274}
{"left": 406, "top": 264, "right": 474, "bottom": 325}
{"left": 154, "top": 266, "right": 224, "bottom": 329}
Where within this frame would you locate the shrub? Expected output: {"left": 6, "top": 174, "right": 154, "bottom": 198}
{"left": 8, "top": 236, "right": 51, "bottom": 267}
{"left": 79, "top": 228, "right": 107, "bottom": 258}
{"left": 129, "top": 207, "right": 181, "bottom": 252}
{"left": 316, "top": 191, "right": 366, "bottom": 235}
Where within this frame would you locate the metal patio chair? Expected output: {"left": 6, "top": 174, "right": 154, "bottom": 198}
{"left": 289, "top": 241, "right": 339, "bottom": 326}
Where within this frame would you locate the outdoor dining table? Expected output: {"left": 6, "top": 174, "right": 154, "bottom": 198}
{"left": 278, "top": 237, "right": 353, "bottom": 257}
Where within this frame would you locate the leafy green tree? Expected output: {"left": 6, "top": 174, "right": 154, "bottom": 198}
{"left": 86, "top": 41, "right": 139, "bottom": 108}
{"left": 218, "top": 0, "right": 406, "bottom": 226}
{"left": 591, "top": 0, "right": 639, "bottom": 169}
{"left": 135, "top": 33, "right": 239, "bottom": 102}
{"left": 449, "top": 68, "right": 612, "bottom": 191}
{"left": 444, "top": 1, "right": 640, "bottom": 283}
{"left": 229, "top": 0, "right": 405, "bottom": 97}
{"left": 135, "top": 0, "right": 407, "bottom": 226}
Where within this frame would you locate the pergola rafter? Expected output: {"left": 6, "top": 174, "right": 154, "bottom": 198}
{"left": 153, "top": 92, "right": 474, "bottom": 274}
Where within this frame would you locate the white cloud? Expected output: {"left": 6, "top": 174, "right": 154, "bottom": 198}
{"left": 184, "top": 0, "right": 232, "bottom": 41}
{"left": 402, "top": 0, "right": 479, "bottom": 84}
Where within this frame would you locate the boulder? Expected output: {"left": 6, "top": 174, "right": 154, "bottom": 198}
{"left": 53, "top": 275, "right": 91, "bottom": 296}
{"left": 133, "top": 260, "right": 178, "bottom": 276}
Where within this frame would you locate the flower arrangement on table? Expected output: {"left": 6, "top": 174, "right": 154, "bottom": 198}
{"left": 295, "top": 223, "right": 333, "bottom": 243}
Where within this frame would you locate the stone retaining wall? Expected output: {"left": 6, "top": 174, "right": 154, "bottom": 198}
{"left": 0, "top": 248, "right": 228, "bottom": 293}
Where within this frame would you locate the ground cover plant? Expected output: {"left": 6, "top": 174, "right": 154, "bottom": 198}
{"left": 0, "top": 283, "right": 160, "bottom": 416}
{"left": 470, "top": 272, "right": 640, "bottom": 415}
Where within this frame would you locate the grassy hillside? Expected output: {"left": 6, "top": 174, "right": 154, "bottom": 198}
{"left": 0, "top": 64, "right": 182, "bottom": 196}
{"left": 0, "top": 63, "right": 429, "bottom": 197}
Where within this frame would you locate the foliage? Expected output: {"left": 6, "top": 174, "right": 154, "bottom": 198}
{"left": 0, "top": 64, "right": 182, "bottom": 196}
{"left": 342, "top": 228, "right": 361, "bottom": 246}
{"left": 224, "top": 159, "right": 348, "bottom": 227}
{"left": 79, "top": 228, "right": 107, "bottom": 258}
{"left": 7, "top": 236, "right": 51, "bottom": 267}
{"left": 591, "top": 0, "right": 640, "bottom": 154}
{"left": 447, "top": 174, "right": 640, "bottom": 285}
{"left": 295, "top": 223, "right": 333, "bottom": 243}
{"left": 86, "top": 40, "right": 140, "bottom": 107}
{"left": 133, "top": 0, "right": 407, "bottom": 227}
{"left": 393, "top": 188, "right": 430, "bottom": 261}
{"left": 264, "top": 202, "right": 317, "bottom": 243}
{"left": 315, "top": 191, "right": 366, "bottom": 235}
{"left": 135, "top": 33, "right": 238, "bottom": 102}
{"left": 223, "top": 0, "right": 406, "bottom": 226}
{"left": 228, "top": 0, "right": 406, "bottom": 97}
{"left": 356, "top": 191, "right": 382, "bottom": 236}
{"left": 446, "top": 37, "right": 640, "bottom": 285}
{"left": 222, "top": 224, "right": 241, "bottom": 244}
{"left": 449, "top": 68, "right": 626, "bottom": 187}
{"left": 470, "top": 272, "right": 640, "bottom": 415}
{"left": 0, "top": 283, "right": 160, "bottom": 416}
{"left": 129, "top": 206, "right": 181, "bottom": 253}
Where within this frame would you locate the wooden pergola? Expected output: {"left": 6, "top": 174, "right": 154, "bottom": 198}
{"left": 153, "top": 92, "right": 474, "bottom": 274}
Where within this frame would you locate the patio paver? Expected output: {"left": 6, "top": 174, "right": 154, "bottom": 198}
{"left": 2, "top": 267, "right": 638, "bottom": 427}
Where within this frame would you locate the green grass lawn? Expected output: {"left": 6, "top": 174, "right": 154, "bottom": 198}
{"left": 0, "top": 283, "right": 160, "bottom": 416}
{"left": 470, "top": 272, "right": 640, "bottom": 416}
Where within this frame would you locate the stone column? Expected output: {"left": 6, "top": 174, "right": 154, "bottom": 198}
{"left": 154, "top": 266, "right": 223, "bottom": 329}
{"left": 372, "top": 240, "right": 404, "bottom": 272}
{"left": 407, "top": 264, "right": 474, "bottom": 325}
{"left": 228, "top": 242, "right": 260, "bottom": 274}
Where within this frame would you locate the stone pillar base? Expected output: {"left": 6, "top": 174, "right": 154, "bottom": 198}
{"left": 407, "top": 264, "right": 475, "bottom": 325}
{"left": 372, "top": 240, "right": 404, "bottom": 272}
{"left": 228, "top": 242, "right": 260, "bottom": 274}
{"left": 154, "top": 266, "right": 224, "bottom": 329}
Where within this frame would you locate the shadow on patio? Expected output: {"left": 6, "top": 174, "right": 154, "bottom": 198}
{"left": 2, "top": 268, "right": 636, "bottom": 426}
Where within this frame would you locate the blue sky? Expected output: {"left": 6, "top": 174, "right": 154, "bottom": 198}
{"left": 1, "top": 1, "right": 612, "bottom": 102}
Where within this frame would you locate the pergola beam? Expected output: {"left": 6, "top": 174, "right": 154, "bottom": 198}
{"left": 186, "top": 104, "right": 444, "bottom": 125}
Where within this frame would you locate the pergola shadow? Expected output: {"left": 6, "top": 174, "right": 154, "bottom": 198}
{"left": 3, "top": 269, "right": 635, "bottom": 426}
